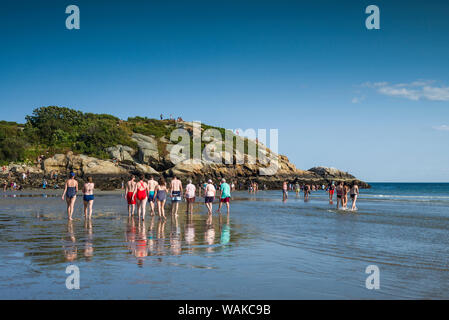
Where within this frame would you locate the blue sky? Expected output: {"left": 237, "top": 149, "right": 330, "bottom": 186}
{"left": 1, "top": 0, "right": 449, "bottom": 182}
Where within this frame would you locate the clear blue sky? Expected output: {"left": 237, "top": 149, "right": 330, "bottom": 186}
{"left": 1, "top": 0, "right": 449, "bottom": 182}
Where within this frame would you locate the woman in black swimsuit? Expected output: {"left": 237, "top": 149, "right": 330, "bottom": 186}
{"left": 62, "top": 172, "right": 78, "bottom": 220}
{"left": 154, "top": 178, "right": 167, "bottom": 219}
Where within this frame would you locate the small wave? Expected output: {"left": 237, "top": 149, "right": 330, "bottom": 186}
{"left": 362, "top": 194, "right": 449, "bottom": 200}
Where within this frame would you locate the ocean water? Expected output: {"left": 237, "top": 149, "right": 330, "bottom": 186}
{"left": 0, "top": 183, "right": 449, "bottom": 299}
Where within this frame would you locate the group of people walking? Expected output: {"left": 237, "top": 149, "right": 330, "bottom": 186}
{"left": 282, "top": 180, "right": 360, "bottom": 211}
{"left": 58, "top": 172, "right": 361, "bottom": 219}
{"left": 61, "top": 173, "right": 232, "bottom": 221}
{"left": 61, "top": 172, "right": 95, "bottom": 220}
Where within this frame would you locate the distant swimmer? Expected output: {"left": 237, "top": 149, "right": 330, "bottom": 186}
{"left": 147, "top": 176, "right": 158, "bottom": 217}
{"left": 336, "top": 182, "right": 344, "bottom": 210}
{"left": 82, "top": 176, "right": 95, "bottom": 219}
{"left": 295, "top": 182, "right": 300, "bottom": 196}
{"left": 154, "top": 178, "right": 168, "bottom": 219}
{"left": 204, "top": 179, "right": 216, "bottom": 215}
{"left": 282, "top": 181, "right": 288, "bottom": 201}
{"left": 350, "top": 182, "right": 359, "bottom": 211}
{"left": 184, "top": 179, "right": 196, "bottom": 215}
{"left": 125, "top": 175, "right": 137, "bottom": 217}
{"left": 217, "top": 178, "right": 231, "bottom": 215}
{"left": 62, "top": 172, "right": 78, "bottom": 221}
{"left": 133, "top": 175, "right": 149, "bottom": 220}
{"left": 170, "top": 175, "right": 183, "bottom": 216}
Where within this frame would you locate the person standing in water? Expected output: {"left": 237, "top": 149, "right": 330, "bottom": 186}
{"left": 282, "top": 181, "right": 288, "bottom": 200}
{"left": 303, "top": 184, "right": 310, "bottom": 201}
{"left": 204, "top": 179, "right": 216, "bottom": 215}
{"left": 133, "top": 175, "right": 149, "bottom": 220}
{"left": 295, "top": 182, "right": 300, "bottom": 196}
{"left": 328, "top": 182, "right": 335, "bottom": 203}
{"left": 170, "top": 175, "right": 183, "bottom": 216}
{"left": 350, "top": 182, "right": 359, "bottom": 211}
{"left": 125, "top": 175, "right": 137, "bottom": 217}
{"left": 147, "top": 176, "right": 158, "bottom": 216}
{"left": 336, "top": 182, "right": 344, "bottom": 209}
{"left": 154, "top": 178, "right": 168, "bottom": 219}
{"left": 184, "top": 179, "right": 196, "bottom": 215}
{"left": 217, "top": 178, "right": 231, "bottom": 215}
{"left": 62, "top": 172, "right": 78, "bottom": 221}
{"left": 82, "top": 176, "right": 95, "bottom": 219}
{"left": 343, "top": 183, "right": 350, "bottom": 209}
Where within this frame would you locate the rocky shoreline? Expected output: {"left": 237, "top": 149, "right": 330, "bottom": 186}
{"left": 1, "top": 153, "right": 369, "bottom": 191}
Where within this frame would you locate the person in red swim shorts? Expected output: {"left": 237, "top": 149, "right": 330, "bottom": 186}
{"left": 125, "top": 175, "right": 137, "bottom": 217}
{"left": 328, "top": 182, "right": 335, "bottom": 204}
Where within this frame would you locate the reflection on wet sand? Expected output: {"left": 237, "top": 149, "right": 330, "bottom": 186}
{"left": 63, "top": 221, "right": 77, "bottom": 262}
{"left": 219, "top": 214, "right": 231, "bottom": 245}
{"left": 204, "top": 223, "right": 215, "bottom": 253}
{"left": 84, "top": 219, "right": 94, "bottom": 260}
{"left": 122, "top": 211, "right": 234, "bottom": 263}
{"left": 170, "top": 214, "right": 181, "bottom": 255}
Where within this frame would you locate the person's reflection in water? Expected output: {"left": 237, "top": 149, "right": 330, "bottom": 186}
{"left": 84, "top": 219, "right": 94, "bottom": 260}
{"left": 218, "top": 213, "right": 231, "bottom": 245}
{"left": 156, "top": 218, "right": 166, "bottom": 256}
{"left": 206, "top": 212, "right": 213, "bottom": 226}
{"left": 135, "top": 220, "right": 148, "bottom": 266}
{"left": 204, "top": 221, "right": 215, "bottom": 253}
{"left": 125, "top": 217, "right": 136, "bottom": 253}
{"left": 170, "top": 214, "right": 181, "bottom": 255}
{"left": 147, "top": 216, "right": 156, "bottom": 255}
{"left": 63, "top": 221, "right": 77, "bottom": 262}
{"left": 184, "top": 214, "right": 195, "bottom": 254}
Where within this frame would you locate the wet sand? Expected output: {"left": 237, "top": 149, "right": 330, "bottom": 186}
{"left": 1, "top": 185, "right": 449, "bottom": 299}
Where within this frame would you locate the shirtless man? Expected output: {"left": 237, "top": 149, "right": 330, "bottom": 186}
{"left": 170, "top": 175, "right": 183, "bottom": 216}
{"left": 147, "top": 176, "right": 158, "bottom": 216}
{"left": 62, "top": 172, "right": 78, "bottom": 221}
{"left": 125, "top": 175, "right": 137, "bottom": 217}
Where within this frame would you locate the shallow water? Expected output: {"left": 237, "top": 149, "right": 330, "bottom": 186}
{"left": 1, "top": 183, "right": 449, "bottom": 299}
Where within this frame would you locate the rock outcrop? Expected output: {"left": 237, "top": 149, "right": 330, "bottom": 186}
{"left": 1, "top": 122, "right": 369, "bottom": 190}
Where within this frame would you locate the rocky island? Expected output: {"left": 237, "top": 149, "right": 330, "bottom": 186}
{"left": 0, "top": 107, "right": 369, "bottom": 190}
